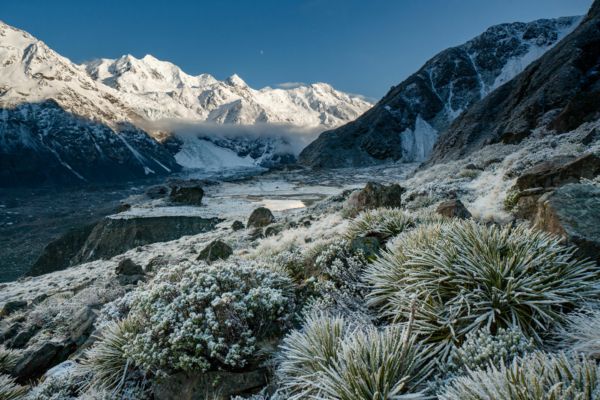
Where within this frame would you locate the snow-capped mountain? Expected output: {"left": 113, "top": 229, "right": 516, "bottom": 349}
{"left": 83, "top": 55, "right": 372, "bottom": 128}
{"left": 298, "top": 16, "right": 583, "bottom": 168}
{"left": 0, "top": 20, "right": 371, "bottom": 186}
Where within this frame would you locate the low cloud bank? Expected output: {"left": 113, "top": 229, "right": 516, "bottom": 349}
{"left": 137, "top": 118, "right": 325, "bottom": 156}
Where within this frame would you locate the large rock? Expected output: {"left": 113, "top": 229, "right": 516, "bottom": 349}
{"left": 247, "top": 207, "right": 274, "bottom": 228}
{"left": 25, "top": 221, "right": 98, "bottom": 277}
{"left": 116, "top": 258, "right": 144, "bottom": 276}
{"left": 71, "top": 214, "right": 223, "bottom": 265}
{"left": 515, "top": 187, "right": 555, "bottom": 220}
{"left": 534, "top": 184, "right": 600, "bottom": 264}
{"left": 436, "top": 199, "right": 472, "bottom": 219}
{"left": 145, "top": 185, "right": 170, "bottom": 199}
{"left": 0, "top": 301, "right": 28, "bottom": 318}
{"left": 196, "top": 240, "right": 233, "bottom": 263}
{"left": 355, "top": 182, "right": 404, "bottom": 211}
{"left": 516, "top": 154, "right": 600, "bottom": 191}
{"left": 69, "top": 307, "right": 99, "bottom": 348}
{"left": 167, "top": 179, "right": 205, "bottom": 206}
{"left": 154, "top": 369, "right": 268, "bottom": 400}
{"left": 12, "top": 340, "right": 72, "bottom": 379}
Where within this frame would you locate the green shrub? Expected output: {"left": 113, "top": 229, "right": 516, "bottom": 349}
{"left": 440, "top": 351, "right": 600, "bottom": 400}
{"left": 365, "top": 221, "right": 600, "bottom": 359}
{"left": 124, "top": 260, "right": 296, "bottom": 377}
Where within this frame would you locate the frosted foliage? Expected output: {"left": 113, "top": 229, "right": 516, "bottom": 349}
{"left": 124, "top": 260, "right": 296, "bottom": 377}
{"left": 365, "top": 221, "right": 600, "bottom": 359}
{"left": 95, "top": 292, "right": 134, "bottom": 329}
{"left": 307, "top": 239, "right": 372, "bottom": 322}
{"left": 582, "top": 176, "right": 600, "bottom": 187}
{"left": 440, "top": 351, "right": 600, "bottom": 400}
{"left": 0, "top": 374, "right": 27, "bottom": 400}
{"left": 431, "top": 327, "right": 534, "bottom": 393}
{"left": 277, "top": 313, "right": 431, "bottom": 400}
{"left": 555, "top": 309, "right": 600, "bottom": 359}
{"left": 0, "top": 346, "right": 21, "bottom": 373}
{"left": 28, "top": 372, "right": 86, "bottom": 400}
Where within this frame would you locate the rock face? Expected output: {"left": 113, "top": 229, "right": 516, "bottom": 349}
{"left": 0, "top": 102, "right": 181, "bottom": 187}
{"left": 71, "top": 214, "right": 223, "bottom": 265}
{"left": 352, "top": 182, "right": 404, "bottom": 213}
{"left": 436, "top": 200, "right": 473, "bottom": 219}
{"left": 534, "top": 184, "right": 600, "bottom": 264}
{"left": 12, "top": 340, "right": 73, "bottom": 379}
{"left": 231, "top": 221, "right": 245, "bottom": 231}
{"left": 167, "top": 179, "right": 205, "bottom": 206}
{"left": 25, "top": 221, "right": 98, "bottom": 277}
{"left": 196, "top": 240, "right": 233, "bottom": 263}
{"left": 426, "top": 1, "right": 600, "bottom": 165}
{"left": 69, "top": 307, "right": 98, "bottom": 348}
{"left": 0, "top": 301, "right": 28, "bottom": 318}
{"left": 154, "top": 369, "right": 268, "bottom": 400}
{"left": 517, "top": 154, "right": 600, "bottom": 191}
{"left": 247, "top": 207, "right": 275, "bottom": 228}
{"left": 297, "top": 16, "right": 582, "bottom": 167}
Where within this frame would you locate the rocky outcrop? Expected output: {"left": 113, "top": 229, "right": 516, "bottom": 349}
{"left": 154, "top": 369, "right": 268, "bottom": 400}
{"left": 516, "top": 154, "right": 600, "bottom": 191}
{"left": 298, "top": 16, "right": 581, "bottom": 167}
{"left": 436, "top": 199, "right": 472, "bottom": 219}
{"left": 534, "top": 184, "right": 600, "bottom": 264}
{"left": 12, "top": 340, "right": 74, "bottom": 379}
{"left": 426, "top": 1, "right": 600, "bottom": 165}
{"left": 196, "top": 240, "right": 233, "bottom": 263}
{"left": 116, "top": 258, "right": 144, "bottom": 276}
{"left": 0, "top": 301, "right": 28, "bottom": 318}
{"left": 167, "top": 179, "right": 205, "bottom": 206}
{"left": 25, "top": 221, "right": 98, "bottom": 277}
{"left": 347, "top": 182, "right": 404, "bottom": 216}
{"left": 247, "top": 207, "right": 275, "bottom": 228}
{"left": 71, "top": 214, "right": 223, "bottom": 265}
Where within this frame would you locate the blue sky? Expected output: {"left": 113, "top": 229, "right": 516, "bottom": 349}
{"left": 2, "top": 0, "right": 592, "bottom": 101}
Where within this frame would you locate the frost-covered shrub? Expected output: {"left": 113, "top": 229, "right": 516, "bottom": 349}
{"left": 457, "top": 169, "right": 481, "bottom": 180}
{"left": 554, "top": 308, "right": 600, "bottom": 359}
{"left": 582, "top": 175, "right": 600, "bottom": 187}
{"left": 0, "top": 373, "right": 27, "bottom": 400}
{"left": 365, "top": 221, "right": 600, "bottom": 359}
{"left": 95, "top": 292, "right": 134, "bottom": 329}
{"left": 345, "top": 208, "right": 413, "bottom": 239}
{"left": 404, "top": 195, "right": 439, "bottom": 210}
{"left": 430, "top": 327, "right": 535, "bottom": 393}
{"left": 28, "top": 372, "right": 86, "bottom": 400}
{"left": 0, "top": 346, "right": 21, "bottom": 373}
{"left": 278, "top": 313, "right": 431, "bottom": 400}
{"left": 124, "top": 260, "right": 296, "bottom": 377}
{"left": 501, "top": 185, "right": 519, "bottom": 213}
{"left": 80, "top": 316, "right": 146, "bottom": 396}
{"left": 307, "top": 239, "right": 371, "bottom": 321}
{"left": 439, "top": 351, "right": 600, "bottom": 400}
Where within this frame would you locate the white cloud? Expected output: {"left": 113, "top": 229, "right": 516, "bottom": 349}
{"left": 276, "top": 82, "right": 306, "bottom": 89}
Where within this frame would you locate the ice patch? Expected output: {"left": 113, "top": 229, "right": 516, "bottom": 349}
{"left": 400, "top": 116, "right": 438, "bottom": 162}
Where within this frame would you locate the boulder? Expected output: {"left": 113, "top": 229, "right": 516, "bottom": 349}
{"left": 69, "top": 307, "right": 98, "bottom": 348}
{"left": 117, "top": 275, "right": 147, "bottom": 286}
{"left": 349, "top": 237, "right": 381, "bottom": 258}
{"left": 247, "top": 207, "right": 274, "bottom": 228}
{"left": 516, "top": 154, "right": 600, "bottom": 191}
{"left": 12, "top": 341, "right": 65, "bottom": 379}
{"left": 71, "top": 215, "right": 223, "bottom": 265}
{"left": 231, "top": 220, "right": 245, "bottom": 231}
{"left": 1, "top": 301, "right": 28, "bottom": 318}
{"left": 436, "top": 200, "right": 472, "bottom": 219}
{"left": 264, "top": 226, "right": 277, "bottom": 237}
{"left": 145, "top": 185, "right": 171, "bottom": 199}
{"left": 1, "top": 323, "right": 21, "bottom": 343}
{"left": 116, "top": 258, "right": 144, "bottom": 276}
{"left": 25, "top": 221, "right": 98, "bottom": 277}
{"left": 534, "top": 184, "right": 600, "bottom": 264}
{"left": 145, "top": 256, "right": 168, "bottom": 272}
{"left": 167, "top": 179, "right": 205, "bottom": 206}
{"left": 154, "top": 369, "right": 268, "bottom": 400}
{"left": 7, "top": 326, "right": 38, "bottom": 349}
{"left": 515, "top": 187, "right": 555, "bottom": 220}
{"left": 196, "top": 240, "right": 233, "bottom": 263}
{"left": 356, "top": 182, "right": 404, "bottom": 211}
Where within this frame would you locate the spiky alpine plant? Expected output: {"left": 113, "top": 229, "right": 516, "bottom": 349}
{"left": 0, "top": 345, "right": 21, "bottom": 373}
{"left": 79, "top": 315, "right": 145, "bottom": 396}
{"left": 364, "top": 220, "right": 600, "bottom": 360}
{"left": 439, "top": 351, "right": 600, "bottom": 400}
{"left": 0, "top": 373, "right": 27, "bottom": 400}
{"left": 277, "top": 312, "right": 433, "bottom": 400}
{"left": 554, "top": 308, "right": 600, "bottom": 359}
{"left": 345, "top": 208, "right": 446, "bottom": 240}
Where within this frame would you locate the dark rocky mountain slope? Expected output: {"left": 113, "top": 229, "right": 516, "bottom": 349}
{"left": 425, "top": 0, "right": 600, "bottom": 165}
{"left": 297, "top": 16, "right": 582, "bottom": 168}
{"left": 0, "top": 101, "right": 180, "bottom": 187}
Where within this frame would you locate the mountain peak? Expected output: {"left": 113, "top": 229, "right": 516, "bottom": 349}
{"left": 224, "top": 74, "right": 247, "bottom": 88}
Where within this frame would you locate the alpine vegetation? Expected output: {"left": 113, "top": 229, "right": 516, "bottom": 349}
{"left": 277, "top": 312, "right": 432, "bottom": 400}
{"left": 0, "top": 346, "right": 20, "bottom": 373}
{"left": 364, "top": 221, "right": 600, "bottom": 358}
{"left": 80, "top": 316, "right": 145, "bottom": 395}
{"left": 554, "top": 308, "right": 600, "bottom": 359}
{"left": 439, "top": 351, "right": 600, "bottom": 400}
{"left": 0, "top": 374, "right": 27, "bottom": 400}
{"left": 345, "top": 208, "right": 446, "bottom": 240}
{"left": 123, "top": 260, "right": 296, "bottom": 377}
